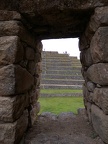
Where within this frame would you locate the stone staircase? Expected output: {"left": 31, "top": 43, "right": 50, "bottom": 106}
{"left": 41, "top": 51, "right": 84, "bottom": 97}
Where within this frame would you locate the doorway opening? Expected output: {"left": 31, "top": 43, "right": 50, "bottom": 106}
{"left": 39, "top": 38, "right": 84, "bottom": 115}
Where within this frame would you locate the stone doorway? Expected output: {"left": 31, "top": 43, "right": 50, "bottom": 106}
{"left": 0, "top": 1, "right": 108, "bottom": 144}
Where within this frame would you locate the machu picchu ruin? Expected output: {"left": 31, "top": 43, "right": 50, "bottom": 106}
{"left": 41, "top": 51, "right": 84, "bottom": 97}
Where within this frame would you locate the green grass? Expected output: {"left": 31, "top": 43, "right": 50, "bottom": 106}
{"left": 40, "top": 89, "right": 82, "bottom": 94}
{"left": 38, "top": 97, "right": 84, "bottom": 115}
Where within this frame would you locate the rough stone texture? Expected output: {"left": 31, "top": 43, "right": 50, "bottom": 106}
{"left": 0, "top": 36, "right": 24, "bottom": 65}
{"left": 0, "top": 94, "right": 29, "bottom": 122}
{"left": 26, "top": 47, "right": 35, "bottom": 61}
{"left": 87, "top": 81, "right": 95, "bottom": 92}
{"left": 0, "top": 10, "right": 21, "bottom": 20}
{"left": 0, "top": 64, "right": 34, "bottom": 95}
{"left": 90, "top": 27, "right": 108, "bottom": 63}
{"left": 87, "top": 63, "right": 108, "bottom": 86}
{"left": 15, "top": 65, "right": 34, "bottom": 93}
{"left": 0, "top": 110, "right": 28, "bottom": 144}
{"left": 91, "top": 104, "right": 108, "bottom": 144}
{"left": 80, "top": 48, "right": 93, "bottom": 67}
{"left": 0, "top": 21, "right": 37, "bottom": 49}
{"left": 93, "top": 88, "right": 108, "bottom": 114}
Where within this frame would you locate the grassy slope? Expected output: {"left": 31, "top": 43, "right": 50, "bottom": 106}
{"left": 39, "top": 97, "right": 84, "bottom": 114}
{"left": 40, "top": 89, "right": 82, "bottom": 94}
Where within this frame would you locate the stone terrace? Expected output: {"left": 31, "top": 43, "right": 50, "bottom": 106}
{"left": 41, "top": 51, "right": 84, "bottom": 97}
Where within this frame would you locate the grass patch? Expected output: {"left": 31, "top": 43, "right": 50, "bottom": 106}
{"left": 40, "top": 89, "right": 82, "bottom": 94}
{"left": 39, "top": 97, "right": 84, "bottom": 115}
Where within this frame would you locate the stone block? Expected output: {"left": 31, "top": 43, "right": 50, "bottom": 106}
{"left": 0, "top": 21, "right": 37, "bottom": 49}
{"left": 89, "top": 6, "right": 108, "bottom": 33}
{"left": 0, "top": 64, "right": 34, "bottom": 95}
{"left": 30, "top": 102, "right": 40, "bottom": 126}
{"left": 80, "top": 48, "right": 93, "bottom": 67}
{"left": 93, "top": 88, "right": 108, "bottom": 114}
{"left": 79, "top": 33, "right": 90, "bottom": 51}
{"left": 0, "top": 110, "right": 28, "bottom": 144}
{"left": 26, "top": 47, "right": 35, "bottom": 60}
{"left": 0, "top": 93, "right": 29, "bottom": 122}
{"left": 91, "top": 104, "right": 108, "bottom": 144}
{"left": 87, "top": 63, "right": 108, "bottom": 86}
{"left": 86, "top": 81, "right": 95, "bottom": 92}
{"left": 83, "top": 84, "right": 93, "bottom": 102}
{"left": 90, "top": 27, "right": 108, "bottom": 63}
{"left": 86, "top": 102, "right": 92, "bottom": 123}
{"left": 0, "top": 10, "right": 21, "bottom": 20}
{"left": 35, "top": 41, "right": 43, "bottom": 53}
{"left": 0, "top": 36, "right": 24, "bottom": 65}
{"left": 27, "top": 61, "right": 35, "bottom": 75}
{"left": 15, "top": 65, "right": 34, "bottom": 93}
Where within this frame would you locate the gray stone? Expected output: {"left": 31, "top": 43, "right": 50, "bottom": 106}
{"left": 0, "top": 64, "right": 34, "bottom": 95}
{"left": 0, "top": 36, "right": 24, "bottom": 65}
{"left": 86, "top": 102, "right": 92, "bottom": 123}
{"left": 0, "top": 21, "right": 37, "bottom": 49}
{"left": 91, "top": 104, "right": 108, "bottom": 144}
{"left": 0, "top": 110, "right": 28, "bottom": 144}
{"left": 90, "top": 27, "right": 108, "bottom": 63}
{"left": 87, "top": 81, "right": 95, "bottom": 92}
{"left": 87, "top": 63, "right": 108, "bottom": 86}
{"left": 0, "top": 93, "right": 29, "bottom": 122}
{"left": 58, "top": 112, "right": 76, "bottom": 121}
{"left": 93, "top": 88, "right": 108, "bottom": 114}
{"left": 40, "top": 112, "right": 57, "bottom": 121}
{"left": 80, "top": 48, "right": 93, "bottom": 67}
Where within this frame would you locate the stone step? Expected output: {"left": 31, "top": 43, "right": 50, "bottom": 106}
{"left": 42, "top": 67, "right": 81, "bottom": 71}
{"left": 40, "top": 93, "right": 83, "bottom": 97}
{"left": 42, "top": 63, "right": 81, "bottom": 67}
{"left": 42, "top": 70, "right": 81, "bottom": 75}
{"left": 41, "top": 74, "right": 83, "bottom": 80}
{"left": 41, "top": 84, "right": 82, "bottom": 89}
{"left": 41, "top": 79, "right": 84, "bottom": 85}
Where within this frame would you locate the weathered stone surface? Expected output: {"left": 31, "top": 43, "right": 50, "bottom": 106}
{"left": 0, "top": 64, "right": 34, "bottom": 95}
{"left": 91, "top": 104, "right": 108, "bottom": 144}
{"left": 27, "top": 61, "right": 35, "bottom": 75}
{"left": 79, "top": 33, "right": 90, "bottom": 51}
{"left": 83, "top": 84, "right": 93, "bottom": 102}
{"left": 0, "top": 110, "right": 28, "bottom": 144}
{"left": 80, "top": 48, "right": 93, "bottom": 67}
{"left": 30, "top": 102, "right": 40, "bottom": 126}
{"left": 86, "top": 102, "right": 92, "bottom": 123}
{"left": 0, "top": 64, "right": 15, "bottom": 95}
{"left": 36, "top": 41, "right": 43, "bottom": 53}
{"left": 0, "top": 10, "right": 21, "bottom": 20}
{"left": 0, "top": 94, "right": 29, "bottom": 122}
{"left": 87, "top": 63, "right": 108, "bottom": 86}
{"left": 15, "top": 65, "right": 34, "bottom": 93}
{"left": 93, "top": 88, "right": 108, "bottom": 114}
{"left": 87, "top": 81, "right": 95, "bottom": 92}
{"left": 90, "top": 27, "right": 108, "bottom": 63}
{"left": 26, "top": 47, "right": 35, "bottom": 60}
{"left": 0, "top": 21, "right": 37, "bottom": 49}
{"left": 89, "top": 6, "right": 108, "bottom": 33}
{"left": 0, "top": 36, "right": 24, "bottom": 65}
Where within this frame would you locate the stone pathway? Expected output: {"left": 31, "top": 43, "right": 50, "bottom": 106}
{"left": 25, "top": 110, "right": 104, "bottom": 144}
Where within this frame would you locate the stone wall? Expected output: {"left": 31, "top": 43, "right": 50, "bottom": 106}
{"left": 79, "top": 6, "right": 108, "bottom": 144}
{"left": 0, "top": 10, "right": 42, "bottom": 144}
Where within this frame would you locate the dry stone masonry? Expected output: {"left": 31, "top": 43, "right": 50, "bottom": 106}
{"left": 0, "top": 1, "right": 108, "bottom": 144}
{"left": 0, "top": 11, "right": 42, "bottom": 144}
